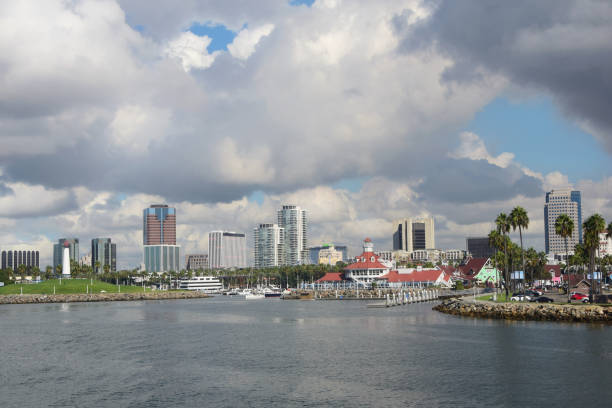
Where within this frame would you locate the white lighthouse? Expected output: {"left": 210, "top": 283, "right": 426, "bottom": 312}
{"left": 62, "top": 241, "right": 71, "bottom": 278}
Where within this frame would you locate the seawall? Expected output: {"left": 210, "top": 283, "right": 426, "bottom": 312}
{"left": 434, "top": 299, "right": 612, "bottom": 323}
{"left": 0, "top": 291, "right": 209, "bottom": 305}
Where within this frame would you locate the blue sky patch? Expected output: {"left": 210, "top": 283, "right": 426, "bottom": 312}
{"left": 188, "top": 23, "right": 237, "bottom": 52}
{"left": 290, "top": 0, "right": 315, "bottom": 6}
{"left": 468, "top": 97, "right": 609, "bottom": 182}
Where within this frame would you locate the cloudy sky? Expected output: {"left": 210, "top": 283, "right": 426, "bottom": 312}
{"left": 1, "top": 0, "right": 611, "bottom": 268}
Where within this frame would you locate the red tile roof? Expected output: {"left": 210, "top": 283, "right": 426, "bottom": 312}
{"left": 458, "top": 258, "right": 488, "bottom": 277}
{"left": 315, "top": 272, "right": 343, "bottom": 282}
{"left": 378, "top": 269, "right": 445, "bottom": 283}
{"left": 544, "top": 265, "right": 562, "bottom": 278}
{"left": 344, "top": 251, "right": 389, "bottom": 271}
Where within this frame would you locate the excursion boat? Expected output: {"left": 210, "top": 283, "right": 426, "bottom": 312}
{"left": 263, "top": 287, "right": 281, "bottom": 298}
{"left": 245, "top": 292, "right": 265, "bottom": 300}
{"left": 178, "top": 276, "right": 223, "bottom": 293}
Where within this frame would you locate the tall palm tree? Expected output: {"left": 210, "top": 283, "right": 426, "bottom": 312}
{"left": 488, "top": 230, "right": 504, "bottom": 294}
{"left": 496, "top": 213, "right": 511, "bottom": 296}
{"left": 510, "top": 206, "right": 529, "bottom": 287}
{"left": 555, "top": 214, "right": 574, "bottom": 302}
{"left": 583, "top": 214, "right": 605, "bottom": 302}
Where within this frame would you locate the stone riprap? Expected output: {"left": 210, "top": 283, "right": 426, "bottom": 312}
{"left": 0, "top": 291, "right": 209, "bottom": 305}
{"left": 434, "top": 299, "right": 612, "bottom": 323}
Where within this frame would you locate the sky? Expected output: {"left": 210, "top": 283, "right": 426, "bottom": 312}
{"left": 0, "top": 0, "right": 611, "bottom": 269}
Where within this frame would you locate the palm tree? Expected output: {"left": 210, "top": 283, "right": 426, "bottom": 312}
{"left": 555, "top": 214, "right": 574, "bottom": 302}
{"left": 510, "top": 206, "right": 529, "bottom": 287}
{"left": 488, "top": 230, "right": 504, "bottom": 294}
{"left": 495, "top": 213, "right": 511, "bottom": 296}
{"left": 94, "top": 261, "right": 101, "bottom": 274}
{"left": 583, "top": 214, "right": 606, "bottom": 303}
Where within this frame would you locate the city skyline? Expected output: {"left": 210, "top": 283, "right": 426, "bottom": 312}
{"left": 0, "top": 1, "right": 610, "bottom": 269}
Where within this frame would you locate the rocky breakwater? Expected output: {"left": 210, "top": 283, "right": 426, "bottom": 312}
{"left": 434, "top": 299, "right": 612, "bottom": 323}
{"left": 0, "top": 291, "right": 209, "bottom": 305}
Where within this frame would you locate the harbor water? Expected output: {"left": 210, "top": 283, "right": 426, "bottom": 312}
{"left": 1, "top": 296, "right": 610, "bottom": 407}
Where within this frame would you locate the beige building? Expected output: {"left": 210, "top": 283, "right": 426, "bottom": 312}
{"left": 392, "top": 217, "right": 435, "bottom": 252}
{"left": 318, "top": 245, "right": 343, "bottom": 265}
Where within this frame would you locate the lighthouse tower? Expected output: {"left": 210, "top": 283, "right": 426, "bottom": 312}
{"left": 62, "top": 241, "right": 71, "bottom": 278}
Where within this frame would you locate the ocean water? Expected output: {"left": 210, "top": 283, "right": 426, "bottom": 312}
{"left": 1, "top": 297, "right": 610, "bottom": 407}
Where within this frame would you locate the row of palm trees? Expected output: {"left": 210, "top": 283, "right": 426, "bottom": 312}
{"left": 555, "top": 213, "right": 611, "bottom": 303}
{"left": 489, "top": 206, "right": 611, "bottom": 303}
{"left": 488, "top": 206, "right": 530, "bottom": 297}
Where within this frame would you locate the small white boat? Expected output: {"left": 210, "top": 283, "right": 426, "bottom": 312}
{"left": 245, "top": 293, "right": 265, "bottom": 300}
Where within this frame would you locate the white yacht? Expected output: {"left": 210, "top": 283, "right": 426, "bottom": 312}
{"left": 179, "top": 276, "right": 223, "bottom": 293}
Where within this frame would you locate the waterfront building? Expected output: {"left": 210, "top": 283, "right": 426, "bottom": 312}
{"left": 91, "top": 238, "right": 117, "bottom": 273}
{"left": 1, "top": 250, "right": 40, "bottom": 272}
{"left": 53, "top": 238, "right": 79, "bottom": 274}
{"left": 144, "top": 245, "right": 180, "bottom": 273}
{"left": 309, "top": 244, "right": 348, "bottom": 264}
{"left": 376, "top": 268, "right": 453, "bottom": 288}
{"left": 544, "top": 189, "right": 582, "bottom": 255}
{"left": 597, "top": 231, "right": 611, "bottom": 258}
{"left": 457, "top": 258, "right": 499, "bottom": 285}
{"left": 392, "top": 217, "right": 435, "bottom": 252}
{"left": 318, "top": 245, "right": 343, "bottom": 265}
{"left": 277, "top": 205, "right": 308, "bottom": 265}
{"left": 143, "top": 204, "right": 176, "bottom": 245}
{"left": 208, "top": 231, "right": 247, "bottom": 269}
{"left": 185, "top": 254, "right": 208, "bottom": 271}
{"left": 343, "top": 238, "right": 392, "bottom": 284}
{"left": 254, "top": 224, "right": 285, "bottom": 268}
{"left": 375, "top": 250, "right": 393, "bottom": 263}
{"left": 466, "top": 237, "right": 495, "bottom": 259}
{"left": 411, "top": 249, "right": 441, "bottom": 263}
{"left": 441, "top": 249, "right": 466, "bottom": 262}
{"left": 178, "top": 276, "right": 222, "bottom": 293}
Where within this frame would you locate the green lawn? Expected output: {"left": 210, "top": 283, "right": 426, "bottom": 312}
{"left": 0, "top": 279, "right": 152, "bottom": 295}
{"left": 476, "top": 292, "right": 511, "bottom": 302}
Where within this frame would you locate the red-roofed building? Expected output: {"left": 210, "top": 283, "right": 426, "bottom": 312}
{"left": 543, "top": 265, "right": 562, "bottom": 285}
{"left": 376, "top": 268, "right": 452, "bottom": 288}
{"left": 315, "top": 272, "right": 343, "bottom": 284}
{"left": 457, "top": 258, "right": 499, "bottom": 284}
{"left": 344, "top": 238, "right": 392, "bottom": 284}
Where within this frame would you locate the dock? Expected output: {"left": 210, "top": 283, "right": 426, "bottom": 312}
{"left": 366, "top": 289, "right": 442, "bottom": 308}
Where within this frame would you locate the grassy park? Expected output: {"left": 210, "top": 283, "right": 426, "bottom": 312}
{"left": 0, "top": 279, "right": 152, "bottom": 295}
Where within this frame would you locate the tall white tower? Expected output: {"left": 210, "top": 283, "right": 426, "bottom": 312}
{"left": 62, "top": 241, "right": 71, "bottom": 277}
{"left": 277, "top": 205, "right": 307, "bottom": 265}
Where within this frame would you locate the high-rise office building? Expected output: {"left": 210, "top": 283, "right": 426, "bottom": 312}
{"left": 143, "top": 204, "right": 179, "bottom": 273}
{"left": 254, "top": 224, "right": 285, "bottom": 268}
{"left": 544, "top": 189, "right": 582, "bottom": 255}
{"left": 277, "top": 205, "right": 307, "bottom": 265}
{"left": 466, "top": 237, "right": 496, "bottom": 259}
{"left": 1, "top": 250, "right": 39, "bottom": 272}
{"left": 143, "top": 204, "right": 176, "bottom": 245}
{"left": 208, "top": 231, "right": 247, "bottom": 269}
{"left": 53, "top": 238, "right": 79, "bottom": 274}
{"left": 144, "top": 245, "right": 180, "bottom": 273}
{"left": 91, "top": 238, "right": 117, "bottom": 273}
{"left": 185, "top": 254, "right": 208, "bottom": 271}
{"left": 392, "top": 217, "right": 435, "bottom": 252}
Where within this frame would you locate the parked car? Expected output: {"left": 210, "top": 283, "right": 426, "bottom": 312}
{"left": 511, "top": 294, "right": 531, "bottom": 301}
{"left": 525, "top": 290, "right": 542, "bottom": 297}
{"left": 570, "top": 293, "right": 589, "bottom": 302}
{"left": 531, "top": 296, "right": 554, "bottom": 303}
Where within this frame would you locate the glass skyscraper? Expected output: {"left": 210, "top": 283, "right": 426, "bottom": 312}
{"left": 91, "top": 238, "right": 117, "bottom": 273}
{"left": 143, "top": 204, "right": 179, "bottom": 273}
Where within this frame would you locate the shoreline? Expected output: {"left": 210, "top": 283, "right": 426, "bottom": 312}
{"left": 434, "top": 298, "right": 612, "bottom": 323}
{"left": 0, "top": 291, "right": 209, "bottom": 305}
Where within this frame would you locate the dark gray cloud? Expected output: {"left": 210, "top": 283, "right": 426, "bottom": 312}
{"left": 402, "top": 0, "right": 612, "bottom": 151}
{"left": 414, "top": 158, "right": 543, "bottom": 205}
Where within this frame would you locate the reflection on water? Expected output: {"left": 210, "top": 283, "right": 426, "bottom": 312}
{"left": 0, "top": 297, "right": 610, "bottom": 407}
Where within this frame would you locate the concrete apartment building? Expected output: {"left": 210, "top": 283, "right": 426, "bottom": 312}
{"left": 392, "top": 217, "right": 435, "bottom": 253}
{"left": 208, "top": 231, "right": 247, "bottom": 269}
{"left": 185, "top": 254, "right": 209, "bottom": 271}
{"left": 1, "top": 250, "right": 40, "bottom": 272}
{"left": 277, "top": 205, "right": 308, "bottom": 265}
{"left": 544, "top": 189, "right": 582, "bottom": 256}
{"left": 254, "top": 224, "right": 285, "bottom": 268}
